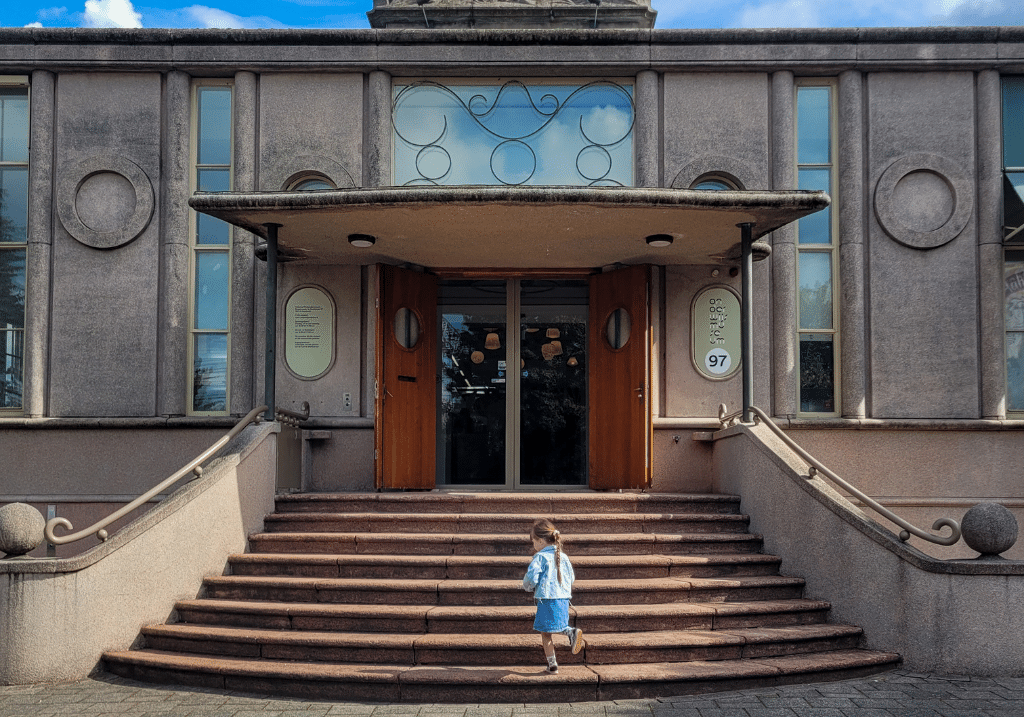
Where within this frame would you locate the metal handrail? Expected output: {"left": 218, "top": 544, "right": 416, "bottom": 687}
{"left": 44, "top": 405, "right": 270, "bottom": 547}
{"left": 718, "top": 403, "right": 962, "bottom": 547}
{"left": 275, "top": 401, "right": 310, "bottom": 427}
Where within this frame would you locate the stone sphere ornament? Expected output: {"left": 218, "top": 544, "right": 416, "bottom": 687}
{"left": 0, "top": 502, "right": 47, "bottom": 558}
{"left": 960, "top": 502, "right": 1019, "bottom": 557}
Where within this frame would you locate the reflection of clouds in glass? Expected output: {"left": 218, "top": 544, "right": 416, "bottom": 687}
{"left": 581, "top": 104, "right": 632, "bottom": 145}
{"left": 393, "top": 82, "right": 634, "bottom": 186}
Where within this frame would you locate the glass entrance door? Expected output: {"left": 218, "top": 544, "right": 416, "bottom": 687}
{"left": 438, "top": 279, "right": 587, "bottom": 488}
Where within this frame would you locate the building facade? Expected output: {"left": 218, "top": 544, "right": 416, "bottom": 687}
{"left": 2, "top": 25, "right": 1024, "bottom": 560}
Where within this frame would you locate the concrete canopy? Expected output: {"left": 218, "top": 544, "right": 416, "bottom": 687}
{"left": 189, "top": 185, "right": 829, "bottom": 268}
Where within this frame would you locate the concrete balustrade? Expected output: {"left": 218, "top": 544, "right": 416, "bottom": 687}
{"left": 0, "top": 422, "right": 279, "bottom": 685}
{"left": 713, "top": 421, "right": 1024, "bottom": 676}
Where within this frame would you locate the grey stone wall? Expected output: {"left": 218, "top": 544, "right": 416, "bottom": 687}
{"left": 49, "top": 73, "right": 163, "bottom": 417}
{"left": 866, "top": 72, "right": 980, "bottom": 419}
{"left": 661, "top": 73, "right": 769, "bottom": 418}
{"left": 276, "top": 265, "right": 364, "bottom": 418}
{"left": 258, "top": 73, "right": 363, "bottom": 191}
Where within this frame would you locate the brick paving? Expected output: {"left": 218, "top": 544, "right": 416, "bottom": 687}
{"left": 2, "top": 671, "right": 1024, "bottom": 717}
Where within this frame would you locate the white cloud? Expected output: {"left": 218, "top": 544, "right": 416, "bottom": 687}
{"left": 931, "top": 0, "right": 1024, "bottom": 24}
{"left": 24, "top": 21, "right": 44, "bottom": 26}
{"left": 139, "top": 4, "right": 290, "bottom": 28}
{"left": 83, "top": 0, "right": 142, "bottom": 27}
{"left": 736, "top": 0, "right": 820, "bottom": 28}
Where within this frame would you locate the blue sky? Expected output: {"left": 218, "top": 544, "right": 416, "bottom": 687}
{"left": 2, "top": 0, "right": 1022, "bottom": 30}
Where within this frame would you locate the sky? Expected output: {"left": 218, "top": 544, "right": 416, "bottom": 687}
{"left": 1, "top": 0, "right": 1022, "bottom": 31}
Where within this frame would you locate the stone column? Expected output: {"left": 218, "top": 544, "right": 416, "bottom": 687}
{"left": 771, "top": 70, "right": 797, "bottom": 418}
{"left": 157, "top": 71, "right": 191, "bottom": 417}
{"left": 231, "top": 71, "right": 257, "bottom": 415}
{"left": 838, "top": 70, "right": 867, "bottom": 419}
{"left": 978, "top": 69, "right": 1006, "bottom": 419}
{"left": 635, "top": 70, "right": 661, "bottom": 188}
{"left": 366, "top": 71, "right": 392, "bottom": 187}
{"left": 24, "top": 70, "right": 54, "bottom": 418}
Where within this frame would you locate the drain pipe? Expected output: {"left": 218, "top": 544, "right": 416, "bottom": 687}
{"left": 739, "top": 222, "right": 754, "bottom": 423}
{"left": 264, "top": 223, "right": 281, "bottom": 422}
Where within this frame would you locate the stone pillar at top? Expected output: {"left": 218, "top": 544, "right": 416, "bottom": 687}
{"left": 635, "top": 70, "right": 661, "bottom": 188}
{"left": 24, "top": 70, "right": 55, "bottom": 418}
{"left": 231, "top": 70, "right": 257, "bottom": 415}
{"left": 838, "top": 69, "right": 867, "bottom": 419}
{"left": 770, "top": 70, "right": 797, "bottom": 418}
{"left": 978, "top": 68, "right": 1006, "bottom": 419}
{"left": 157, "top": 70, "right": 191, "bottom": 417}
{"left": 367, "top": 71, "right": 393, "bottom": 188}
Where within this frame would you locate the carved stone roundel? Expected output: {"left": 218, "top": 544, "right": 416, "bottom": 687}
{"left": 874, "top": 153, "right": 973, "bottom": 250}
{"left": 57, "top": 155, "right": 155, "bottom": 249}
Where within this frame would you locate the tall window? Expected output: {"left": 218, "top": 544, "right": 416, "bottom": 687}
{"left": 795, "top": 82, "right": 839, "bottom": 415}
{"left": 189, "top": 82, "right": 233, "bottom": 414}
{"left": 1003, "top": 77, "right": 1024, "bottom": 411}
{"left": 392, "top": 80, "right": 635, "bottom": 187}
{"left": 0, "top": 78, "right": 28, "bottom": 412}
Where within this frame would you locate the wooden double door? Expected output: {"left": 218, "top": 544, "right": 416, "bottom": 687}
{"left": 375, "top": 264, "right": 651, "bottom": 491}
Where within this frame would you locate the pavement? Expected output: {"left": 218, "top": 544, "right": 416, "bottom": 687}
{"left": 2, "top": 670, "right": 1024, "bottom": 717}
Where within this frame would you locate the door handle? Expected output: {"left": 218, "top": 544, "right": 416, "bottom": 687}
{"left": 635, "top": 386, "right": 644, "bottom": 401}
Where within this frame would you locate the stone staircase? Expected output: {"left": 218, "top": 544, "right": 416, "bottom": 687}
{"left": 103, "top": 492, "right": 900, "bottom": 702}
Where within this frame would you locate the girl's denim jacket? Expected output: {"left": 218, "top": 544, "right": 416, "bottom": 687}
{"left": 522, "top": 545, "right": 575, "bottom": 599}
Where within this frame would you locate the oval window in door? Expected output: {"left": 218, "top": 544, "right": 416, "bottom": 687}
{"left": 605, "top": 307, "right": 631, "bottom": 349}
{"left": 394, "top": 307, "right": 421, "bottom": 349}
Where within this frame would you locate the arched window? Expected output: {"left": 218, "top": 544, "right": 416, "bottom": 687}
{"left": 690, "top": 175, "right": 739, "bottom": 191}
{"left": 289, "top": 175, "right": 335, "bottom": 191}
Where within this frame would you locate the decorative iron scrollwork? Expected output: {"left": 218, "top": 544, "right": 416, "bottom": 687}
{"left": 392, "top": 80, "right": 635, "bottom": 187}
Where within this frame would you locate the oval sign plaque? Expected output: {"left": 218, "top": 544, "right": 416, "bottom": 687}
{"left": 691, "top": 285, "right": 741, "bottom": 381}
{"left": 285, "top": 286, "right": 334, "bottom": 380}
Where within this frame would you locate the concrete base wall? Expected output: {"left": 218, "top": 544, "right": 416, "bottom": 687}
{"left": 304, "top": 427, "right": 375, "bottom": 492}
{"left": 0, "top": 423, "right": 278, "bottom": 685}
{"left": 787, "top": 428, "right": 1024, "bottom": 560}
{"left": 1, "top": 428, "right": 225, "bottom": 497}
{"left": 713, "top": 422, "right": 1024, "bottom": 677}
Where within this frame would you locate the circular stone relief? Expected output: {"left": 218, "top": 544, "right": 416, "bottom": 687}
{"left": 874, "top": 153, "right": 972, "bottom": 250}
{"left": 57, "top": 155, "right": 155, "bottom": 249}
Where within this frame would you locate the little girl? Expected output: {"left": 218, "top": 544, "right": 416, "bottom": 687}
{"left": 522, "top": 518, "right": 584, "bottom": 673}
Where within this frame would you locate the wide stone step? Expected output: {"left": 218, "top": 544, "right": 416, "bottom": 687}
{"left": 227, "top": 553, "right": 782, "bottom": 580}
{"left": 262, "top": 512, "right": 751, "bottom": 535}
{"left": 102, "top": 648, "right": 901, "bottom": 703}
{"left": 201, "top": 575, "right": 805, "bottom": 606}
{"left": 174, "top": 598, "right": 834, "bottom": 634}
{"left": 140, "top": 623, "right": 863, "bottom": 666}
{"left": 274, "top": 492, "right": 742, "bottom": 516}
{"left": 247, "top": 532, "right": 765, "bottom": 556}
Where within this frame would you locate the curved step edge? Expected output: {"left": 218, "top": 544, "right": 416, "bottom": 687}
{"left": 102, "top": 648, "right": 900, "bottom": 704}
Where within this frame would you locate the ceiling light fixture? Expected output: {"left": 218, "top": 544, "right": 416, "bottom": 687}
{"left": 348, "top": 233, "right": 376, "bottom": 248}
{"left": 646, "top": 234, "right": 673, "bottom": 247}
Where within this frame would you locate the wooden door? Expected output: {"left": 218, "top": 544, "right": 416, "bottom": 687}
{"left": 375, "top": 264, "right": 438, "bottom": 490}
{"left": 588, "top": 264, "right": 651, "bottom": 490}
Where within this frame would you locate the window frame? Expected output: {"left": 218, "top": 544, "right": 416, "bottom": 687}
{"left": 0, "top": 75, "right": 29, "bottom": 414}
{"left": 187, "top": 79, "right": 234, "bottom": 416}
{"left": 794, "top": 78, "right": 841, "bottom": 417}
{"left": 1002, "top": 76, "right": 1024, "bottom": 414}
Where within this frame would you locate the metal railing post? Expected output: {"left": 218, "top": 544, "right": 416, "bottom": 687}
{"left": 739, "top": 222, "right": 754, "bottom": 423}
{"left": 264, "top": 223, "right": 281, "bottom": 423}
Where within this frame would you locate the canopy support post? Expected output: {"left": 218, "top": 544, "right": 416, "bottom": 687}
{"left": 264, "top": 223, "right": 282, "bottom": 422}
{"left": 739, "top": 222, "right": 755, "bottom": 423}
